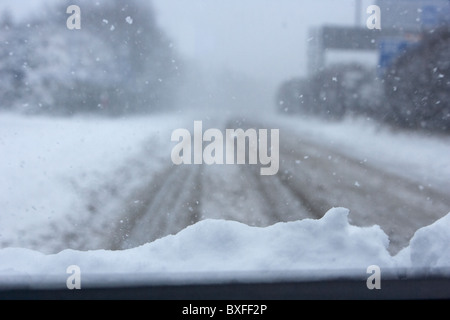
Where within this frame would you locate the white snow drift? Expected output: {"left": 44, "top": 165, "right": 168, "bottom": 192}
{"left": 0, "top": 207, "right": 449, "bottom": 287}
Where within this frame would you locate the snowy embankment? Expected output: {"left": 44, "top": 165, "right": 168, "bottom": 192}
{"left": 267, "top": 114, "right": 450, "bottom": 192}
{"left": 0, "top": 112, "right": 449, "bottom": 287}
{"left": 0, "top": 113, "right": 187, "bottom": 252}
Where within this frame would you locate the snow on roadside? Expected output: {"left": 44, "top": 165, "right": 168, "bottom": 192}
{"left": 266, "top": 114, "right": 450, "bottom": 192}
{"left": 0, "top": 113, "right": 187, "bottom": 253}
{"left": 0, "top": 207, "right": 448, "bottom": 288}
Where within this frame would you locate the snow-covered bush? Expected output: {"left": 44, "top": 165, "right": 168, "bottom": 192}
{"left": 275, "top": 78, "right": 313, "bottom": 115}
{"left": 276, "top": 64, "right": 381, "bottom": 120}
{"left": 384, "top": 26, "right": 450, "bottom": 132}
{"left": 0, "top": 0, "right": 181, "bottom": 116}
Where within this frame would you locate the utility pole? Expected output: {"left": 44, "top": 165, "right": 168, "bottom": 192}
{"left": 355, "top": 0, "right": 362, "bottom": 27}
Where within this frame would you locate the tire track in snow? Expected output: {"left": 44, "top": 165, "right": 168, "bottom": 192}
{"left": 224, "top": 118, "right": 319, "bottom": 222}
{"left": 229, "top": 117, "right": 450, "bottom": 254}
{"left": 109, "top": 165, "right": 202, "bottom": 250}
{"left": 103, "top": 117, "right": 450, "bottom": 256}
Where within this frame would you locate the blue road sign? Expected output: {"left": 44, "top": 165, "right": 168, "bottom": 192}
{"left": 378, "top": 38, "right": 417, "bottom": 75}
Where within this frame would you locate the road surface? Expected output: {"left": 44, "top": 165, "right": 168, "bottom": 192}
{"left": 98, "top": 117, "right": 450, "bottom": 255}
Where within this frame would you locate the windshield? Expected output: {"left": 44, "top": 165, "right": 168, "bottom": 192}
{"left": 0, "top": 0, "right": 449, "bottom": 297}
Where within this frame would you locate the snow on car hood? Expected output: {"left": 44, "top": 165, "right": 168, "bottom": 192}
{"left": 0, "top": 207, "right": 449, "bottom": 288}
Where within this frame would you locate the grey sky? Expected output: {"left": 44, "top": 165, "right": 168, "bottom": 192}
{"left": 0, "top": 0, "right": 373, "bottom": 88}
{"left": 153, "top": 0, "right": 369, "bottom": 84}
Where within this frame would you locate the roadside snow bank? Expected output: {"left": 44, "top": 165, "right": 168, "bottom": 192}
{"left": 269, "top": 114, "right": 450, "bottom": 192}
{"left": 0, "top": 208, "right": 448, "bottom": 287}
{"left": 0, "top": 113, "right": 187, "bottom": 252}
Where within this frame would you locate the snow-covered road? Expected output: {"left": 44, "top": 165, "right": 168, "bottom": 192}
{"left": 0, "top": 111, "right": 449, "bottom": 270}
{"left": 95, "top": 116, "right": 450, "bottom": 255}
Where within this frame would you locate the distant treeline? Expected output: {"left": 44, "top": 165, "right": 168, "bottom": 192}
{"left": 276, "top": 26, "right": 450, "bottom": 132}
{"left": 0, "top": 0, "right": 182, "bottom": 116}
